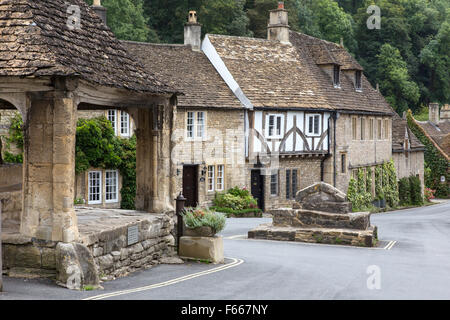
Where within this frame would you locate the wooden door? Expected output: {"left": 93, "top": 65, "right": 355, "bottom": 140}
{"left": 251, "top": 169, "right": 265, "bottom": 211}
{"left": 182, "top": 165, "right": 198, "bottom": 207}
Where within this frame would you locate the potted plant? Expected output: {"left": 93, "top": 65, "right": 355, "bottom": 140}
{"left": 378, "top": 191, "right": 386, "bottom": 208}
{"left": 182, "top": 207, "right": 226, "bottom": 237}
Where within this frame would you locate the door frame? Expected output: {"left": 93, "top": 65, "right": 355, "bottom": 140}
{"left": 182, "top": 164, "right": 199, "bottom": 207}
{"left": 251, "top": 169, "right": 265, "bottom": 212}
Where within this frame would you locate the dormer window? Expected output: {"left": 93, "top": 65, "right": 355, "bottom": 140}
{"left": 355, "top": 70, "right": 362, "bottom": 91}
{"left": 333, "top": 65, "right": 340, "bottom": 88}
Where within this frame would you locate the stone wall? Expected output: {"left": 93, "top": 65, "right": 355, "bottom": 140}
{"left": 0, "top": 163, "right": 22, "bottom": 188}
{"left": 172, "top": 108, "right": 247, "bottom": 206}
{"left": 80, "top": 212, "right": 176, "bottom": 280}
{"left": 249, "top": 157, "right": 323, "bottom": 211}
{"left": 393, "top": 150, "right": 425, "bottom": 190}
{"left": 323, "top": 113, "right": 393, "bottom": 193}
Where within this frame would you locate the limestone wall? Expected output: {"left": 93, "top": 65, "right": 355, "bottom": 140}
{"left": 393, "top": 150, "right": 425, "bottom": 190}
{"left": 0, "top": 163, "right": 22, "bottom": 188}
{"left": 172, "top": 108, "right": 247, "bottom": 206}
{"left": 323, "top": 113, "right": 393, "bottom": 193}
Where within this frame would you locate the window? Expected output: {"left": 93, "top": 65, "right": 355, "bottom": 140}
{"left": 333, "top": 65, "right": 340, "bottom": 87}
{"left": 120, "top": 111, "right": 130, "bottom": 137}
{"left": 105, "top": 170, "right": 119, "bottom": 203}
{"left": 384, "top": 119, "right": 389, "bottom": 139}
{"left": 88, "top": 171, "right": 102, "bottom": 204}
{"left": 107, "top": 110, "right": 117, "bottom": 135}
{"left": 187, "top": 112, "right": 194, "bottom": 139}
{"left": 216, "top": 165, "right": 224, "bottom": 191}
{"left": 352, "top": 117, "right": 357, "bottom": 140}
{"left": 266, "top": 114, "right": 284, "bottom": 138}
{"left": 207, "top": 165, "right": 215, "bottom": 192}
{"left": 341, "top": 153, "right": 347, "bottom": 173}
{"left": 197, "top": 111, "right": 205, "bottom": 138}
{"left": 286, "top": 169, "right": 298, "bottom": 200}
{"left": 355, "top": 71, "right": 362, "bottom": 91}
{"left": 307, "top": 114, "right": 321, "bottom": 136}
{"left": 377, "top": 119, "right": 382, "bottom": 140}
{"left": 369, "top": 119, "right": 374, "bottom": 140}
{"left": 270, "top": 171, "right": 278, "bottom": 196}
{"left": 186, "top": 111, "right": 206, "bottom": 140}
{"left": 360, "top": 118, "right": 365, "bottom": 140}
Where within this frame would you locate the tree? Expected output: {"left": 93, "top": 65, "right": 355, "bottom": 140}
{"left": 85, "top": 0, "right": 159, "bottom": 42}
{"left": 376, "top": 43, "right": 420, "bottom": 115}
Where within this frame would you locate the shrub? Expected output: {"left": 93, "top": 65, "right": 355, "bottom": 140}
{"left": 213, "top": 187, "right": 258, "bottom": 212}
{"left": 409, "top": 175, "right": 423, "bottom": 205}
{"left": 182, "top": 207, "right": 226, "bottom": 234}
{"left": 424, "top": 188, "right": 436, "bottom": 201}
{"left": 347, "top": 177, "right": 372, "bottom": 212}
{"left": 398, "top": 177, "right": 411, "bottom": 205}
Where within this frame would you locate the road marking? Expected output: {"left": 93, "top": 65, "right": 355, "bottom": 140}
{"left": 385, "top": 240, "right": 397, "bottom": 250}
{"left": 83, "top": 257, "right": 244, "bottom": 300}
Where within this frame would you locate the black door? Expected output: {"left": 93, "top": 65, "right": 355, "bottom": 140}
{"left": 251, "top": 169, "right": 265, "bottom": 212}
{"left": 183, "top": 165, "right": 198, "bottom": 207}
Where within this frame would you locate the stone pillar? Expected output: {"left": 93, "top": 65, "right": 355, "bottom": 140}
{"left": 21, "top": 93, "right": 79, "bottom": 242}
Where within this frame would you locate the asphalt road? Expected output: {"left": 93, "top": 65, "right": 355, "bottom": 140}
{"left": 1, "top": 201, "right": 449, "bottom": 300}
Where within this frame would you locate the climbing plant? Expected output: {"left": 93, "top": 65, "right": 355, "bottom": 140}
{"left": 406, "top": 110, "right": 449, "bottom": 198}
{"left": 383, "top": 160, "right": 399, "bottom": 208}
{"left": 347, "top": 168, "right": 373, "bottom": 212}
{"left": 1, "top": 113, "right": 24, "bottom": 164}
{"left": 75, "top": 117, "right": 137, "bottom": 209}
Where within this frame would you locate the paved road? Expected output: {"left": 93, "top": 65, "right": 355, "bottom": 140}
{"left": 1, "top": 201, "right": 449, "bottom": 300}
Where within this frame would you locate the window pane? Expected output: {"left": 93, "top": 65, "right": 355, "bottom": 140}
{"left": 314, "top": 115, "right": 320, "bottom": 134}
{"left": 270, "top": 171, "right": 278, "bottom": 195}
{"left": 268, "top": 115, "right": 274, "bottom": 137}
{"left": 360, "top": 118, "right": 365, "bottom": 140}
{"left": 217, "top": 165, "right": 224, "bottom": 191}
{"left": 309, "top": 116, "right": 313, "bottom": 134}
{"left": 277, "top": 116, "right": 282, "bottom": 135}
{"left": 107, "top": 110, "right": 117, "bottom": 134}
{"left": 88, "top": 171, "right": 101, "bottom": 204}
{"left": 292, "top": 169, "right": 297, "bottom": 198}
{"left": 121, "top": 111, "right": 130, "bottom": 136}
{"left": 286, "top": 169, "right": 291, "bottom": 200}
{"left": 197, "top": 112, "right": 204, "bottom": 138}
{"left": 187, "top": 112, "right": 194, "bottom": 138}
{"left": 208, "top": 165, "right": 215, "bottom": 191}
{"left": 105, "top": 170, "right": 118, "bottom": 202}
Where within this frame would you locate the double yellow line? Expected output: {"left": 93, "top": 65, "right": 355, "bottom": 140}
{"left": 83, "top": 257, "right": 244, "bottom": 300}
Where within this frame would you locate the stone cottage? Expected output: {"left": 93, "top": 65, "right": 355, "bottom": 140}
{"left": 124, "top": 11, "right": 247, "bottom": 208}
{"left": 202, "top": 3, "right": 396, "bottom": 210}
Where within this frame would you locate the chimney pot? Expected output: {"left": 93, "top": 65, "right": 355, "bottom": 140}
{"left": 93, "top": 0, "right": 101, "bottom": 6}
{"left": 278, "top": 1, "right": 285, "bottom": 9}
{"left": 184, "top": 11, "right": 202, "bottom": 51}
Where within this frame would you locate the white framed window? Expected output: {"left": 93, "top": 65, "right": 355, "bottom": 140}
{"left": 306, "top": 114, "right": 321, "bottom": 136}
{"left": 207, "top": 165, "right": 215, "bottom": 192}
{"left": 107, "top": 110, "right": 118, "bottom": 135}
{"left": 270, "top": 170, "right": 278, "bottom": 196}
{"left": 216, "top": 165, "right": 224, "bottom": 191}
{"left": 120, "top": 111, "right": 130, "bottom": 137}
{"left": 355, "top": 70, "right": 362, "bottom": 91}
{"left": 266, "top": 114, "right": 284, "bottom": 139}
{"left": 186, "top": 111, "right": 206, "bottom": 140}
{"left": 88, "top": 171, "right": 102, "bottom": 204}
{"left": 105, "top": 170, "right": 119, "bottom": 203}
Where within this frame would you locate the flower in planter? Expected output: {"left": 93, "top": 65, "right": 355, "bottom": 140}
{"left": 182, "top": 206, "right": 226, "bottom": 236}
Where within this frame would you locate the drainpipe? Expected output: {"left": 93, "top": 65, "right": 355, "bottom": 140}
{"left": 333, "top": 112, "right": 337, "bottom": 187}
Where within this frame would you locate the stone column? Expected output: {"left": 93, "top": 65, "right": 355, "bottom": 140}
{"left": 20, "top": 93, "right": 79, "bottom": 242}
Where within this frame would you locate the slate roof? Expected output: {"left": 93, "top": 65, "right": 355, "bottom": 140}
{"left": 416, "top": 119, "right": 450, "bottom": 157}
{"left": 123, "top": 42, "right": 241, "bottom": 109}
{"left": 207, "top": 32, "right": 393, "bottom": 115}
{"left": 392, "top": 114, "right": 424, "bottom": 152}
{"left": 0, "top": 0, "right": 174, "bottom": 93}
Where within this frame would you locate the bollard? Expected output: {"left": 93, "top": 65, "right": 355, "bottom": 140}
{"left": 175, "top": 192, "right": 186, "bottom": 254}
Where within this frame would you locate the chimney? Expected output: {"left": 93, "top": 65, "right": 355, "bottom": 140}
{"left": 267, "top": 1, "right": 290, "bottom": 44}
{"left": 429, "top": 102, "right": 440, "bottom": 124}
{"left": 184, "top": 11, "right": 202, "bottom": 51}
{"left": 91, "top": 0, "right": 107, "bottom": 25}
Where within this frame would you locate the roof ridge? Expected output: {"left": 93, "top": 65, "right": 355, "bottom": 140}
{"left": 206, "top": 33, "right": 279, "bottom": 43}
{"left": 122, "top": 40, "right": 188, "bottom": 48}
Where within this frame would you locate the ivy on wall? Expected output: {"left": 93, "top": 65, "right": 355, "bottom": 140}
{"left": 348, "top": 160, "right": 399, "bottom": 211}
{"left": 406, "top": 110, "right": 449, "bottom": 198}
{"left": 1, "top": 113, "right": 24, "bottom": 164}
{"left": 75, "top": 117, "right": 137, "bottom": 209}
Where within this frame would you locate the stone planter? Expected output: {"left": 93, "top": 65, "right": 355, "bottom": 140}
{"left": 179, "top": 236, "right": 224, "bottom": 264}
{"left": 184, "top": 226, "right": 216, "bottom": 237}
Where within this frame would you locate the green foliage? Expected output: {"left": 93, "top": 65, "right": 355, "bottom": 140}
{"left": 409, "top": 175, "right": 423, "bottom": 205}
{"left": 375, "top": 165, "right": 384, "bottom": 200}
{"left": 376, "top": 43, "right": 420, "bottom": 115}
{"left": 347, "top": 175, "right": 372, "bottom": 212}
{"left": 383, "top": 160, "right": 399, "bottom": 208}
{"left": 1, "top": 113, "right": 24, "bottom": 163}
{"left": 182, "top": 207, "right": 226, "bottom": 234}
{"left": 407, "top": 110, "right": 449, "bottom": 198}
{"left": 75, "top": 117, "right": 137, "bottom": 209}
{"left": 3, "top": 151, "right": 23, "bottom": 164}
{"left": 213, "top": 186, "right": 259, "bottom": 212}
{"left": 398, "top": 177, "right": 411, "bottom": 205}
